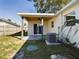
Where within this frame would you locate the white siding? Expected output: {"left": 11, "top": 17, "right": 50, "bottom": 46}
{"left": 76, "top": 7, "right": 79, "bottom": 19}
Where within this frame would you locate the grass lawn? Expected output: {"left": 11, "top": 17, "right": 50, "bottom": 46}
{"left": 0, "top": 36, "right": 26, "bottom": 59}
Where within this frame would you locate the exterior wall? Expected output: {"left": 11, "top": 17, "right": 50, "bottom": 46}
{"left": 46, "top": 0, "right": 79, "bottom": 48}
{"left": 39, "top": 11, "right": 65, "bottom": 35}
{"left": 25, "top": 15, "right": 64, "bottom": 35}
{"left": 48, "top": 14, "right": 64, "bottom": 34}
{"left": 75, "top": 7, "right": 79, "bottom": 19}
{"left": 25, "top": 14, "right": 66, "bottom": 36}
{"left": 55, "top": 1, "right": 79, "bottom": 48}
{"left": 0, "top": 22, "right": 21, "bottom": 36}
{"left": 28, "top": 19, "right": 41, "bottom": 35}
{"left": 48, "top": 17, "right": 56, "bottom": 33}
{"left": 49, "top": 1, "right": 79, "bottom": 34}
{"left": 43, "top": 19, "right": 49, "bottom": 34}
{"left": 25, "top": 18, "right": 49, "bottom": 35}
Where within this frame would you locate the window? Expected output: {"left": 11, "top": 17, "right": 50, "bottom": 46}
{"left": 65, "top": 11, "right": 76, "bottom": 26}
{"left": 66, "top": 16, "right": 75, "bottom": 26}
{"left": 51, "top": 21, "right": 54, "bottom": 28}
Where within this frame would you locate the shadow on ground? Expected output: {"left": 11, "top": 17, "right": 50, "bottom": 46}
{"left": 12, "top": 40, "right": 79, "bottom": 59}
{"left": 10, "top": 30, "right": 27, "bottom": 36}
{"left": 10, "top": 30, "right": 27, "bottom": 40}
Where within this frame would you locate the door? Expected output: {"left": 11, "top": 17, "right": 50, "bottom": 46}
{"left": 39, "top": 26, "right": 43, "bottom": 34}
{"left": 34, "top": 24, "right": 37, "bottom": 34}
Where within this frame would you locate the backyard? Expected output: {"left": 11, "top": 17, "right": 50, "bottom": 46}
{"left": 0, "top": 36, "right": 79, "bottom": 59}
{"left": 0, "top": 36, "right": 26, "bottom": 59}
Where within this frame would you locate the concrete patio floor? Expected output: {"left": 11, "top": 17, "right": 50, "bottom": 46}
{"left": 22, "top": 35, "right": 42, "bottom": 40}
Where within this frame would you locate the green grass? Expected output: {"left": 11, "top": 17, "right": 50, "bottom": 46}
{"left": 23, "top": 40, "right": 78, "bottom": 59}
{"left": 0, "top": 36, "right": 25, "bottom": 59}
{"left": 0, "top": 36, "right": 79, "bottom": 59}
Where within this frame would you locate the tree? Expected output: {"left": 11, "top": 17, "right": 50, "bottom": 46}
{"left": 8, "top": 19, "right": 11, "bottom": 22}
{"left": 27, "top": 0, "right": 71, "bottom": 13}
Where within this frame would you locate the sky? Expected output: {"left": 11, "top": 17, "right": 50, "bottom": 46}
{"left": 0, "top": 0, "right": 36, "bottom": 25}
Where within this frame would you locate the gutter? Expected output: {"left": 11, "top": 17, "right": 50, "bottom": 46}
{"left": 56, "top": 0, "right": 78, "bottom": 16}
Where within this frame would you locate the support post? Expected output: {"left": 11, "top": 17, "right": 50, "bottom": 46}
{"left": 41, "top": 18, "right": 43, "bottom": 40}
{"left": 41, "top": 18, "right": 44, "bottom": 26}
{"left": 21, "top": 17, "right": 24, "bottom": 40}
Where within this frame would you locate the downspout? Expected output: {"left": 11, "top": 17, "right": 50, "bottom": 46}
{"left": 58, "top": 12, "right": 64, "bottom": 41}
{"left": 61, "top": 12, "right": 64, "bottom": 31}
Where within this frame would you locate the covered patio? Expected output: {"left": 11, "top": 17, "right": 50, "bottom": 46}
{"left": 17, "top": 13, "right": 55, "bottom": 40}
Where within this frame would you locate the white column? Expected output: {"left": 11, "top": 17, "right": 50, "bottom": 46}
{"left": 41, "top": 18, "right": 43, "bottom": 34}
{"left": 41, "top": 18, "right": 44, "bottom": 25}
{"left": 21, "top": 17, "right": 24, "bottom": 40}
